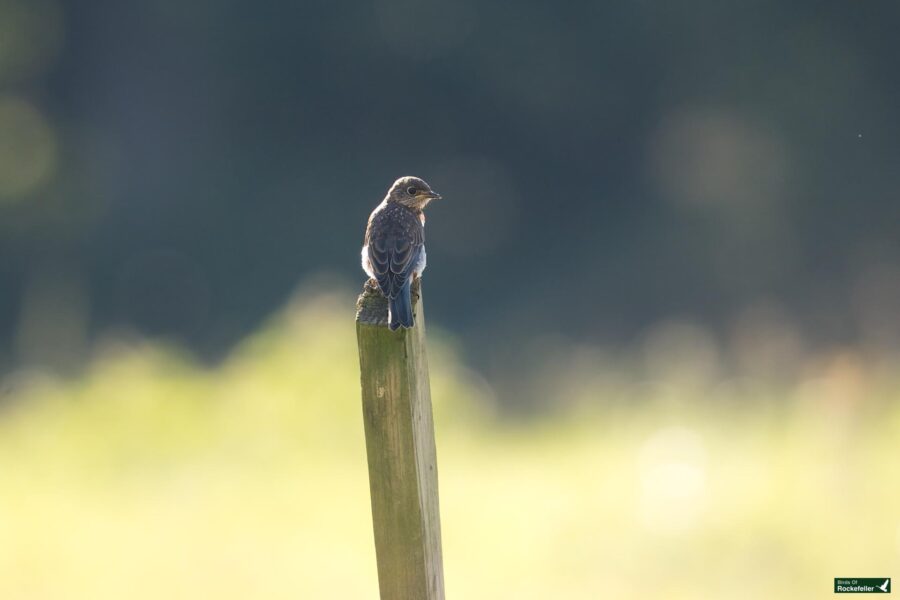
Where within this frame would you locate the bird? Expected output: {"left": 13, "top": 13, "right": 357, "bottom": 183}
{"left": 361, "top": 176, "right": 441, "bottom": 330}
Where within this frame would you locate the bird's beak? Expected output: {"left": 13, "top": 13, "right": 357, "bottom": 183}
{"left": 422, "top": 191, "right": 441, "bottom": 201}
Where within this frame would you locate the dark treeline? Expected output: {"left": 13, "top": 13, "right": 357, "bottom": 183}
{"left": 1, "top": 0, "right": 898, "bottom": 378}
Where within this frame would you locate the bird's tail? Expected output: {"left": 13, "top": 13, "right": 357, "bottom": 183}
{"left": 388, "top": 280, "right": 414, "bottom": 330}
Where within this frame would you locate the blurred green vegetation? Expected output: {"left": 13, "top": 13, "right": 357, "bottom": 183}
{"left": 1, "top": 284, "right": 897, "bottom": 599}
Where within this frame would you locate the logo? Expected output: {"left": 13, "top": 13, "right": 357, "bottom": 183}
{"left": 835, "top": 578, "right": 891, "bottom": 593}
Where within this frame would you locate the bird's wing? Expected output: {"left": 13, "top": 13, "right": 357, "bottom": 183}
{"left": 366, "top": 205, "right": 424, "bottom": 299}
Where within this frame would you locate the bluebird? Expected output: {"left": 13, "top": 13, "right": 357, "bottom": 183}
{"left": 362, "top": 176, "right": 441, "bottom": 330}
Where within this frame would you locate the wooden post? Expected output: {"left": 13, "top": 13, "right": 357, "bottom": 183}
{"left": 355, "top": 279, "right": 445, "bottom": 600}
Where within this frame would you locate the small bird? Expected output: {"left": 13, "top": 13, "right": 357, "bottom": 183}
{"left": 362, "top": 176, "right": 441, "bottom": 330}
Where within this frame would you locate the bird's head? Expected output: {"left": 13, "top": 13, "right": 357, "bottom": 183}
{"left": 386, "top": 176, "right": 441, "bottom": 210}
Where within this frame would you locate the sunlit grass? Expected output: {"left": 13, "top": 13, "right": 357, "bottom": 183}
{"left": 0, "top": 285, "right": 898, "bottom": 599}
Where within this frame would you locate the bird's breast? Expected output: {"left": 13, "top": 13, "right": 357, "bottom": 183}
{"left": 414, "top": 246, "right": 427, "bottom": 276}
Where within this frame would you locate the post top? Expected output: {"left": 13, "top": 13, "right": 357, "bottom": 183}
{"left": 356, "top": 278, "right": 422, "bottom": 326}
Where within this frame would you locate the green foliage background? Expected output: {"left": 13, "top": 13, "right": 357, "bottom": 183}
{"left": 2, "top": 286, "right": 897, "bottom": 599}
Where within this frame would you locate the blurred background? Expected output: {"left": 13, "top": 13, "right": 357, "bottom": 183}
{"left": 1, "top": 0, "right": 899, "bottom": 598}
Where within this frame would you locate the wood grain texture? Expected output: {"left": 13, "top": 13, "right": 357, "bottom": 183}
{"left": 356, "top": 279, "right": 445, "bottom": 600}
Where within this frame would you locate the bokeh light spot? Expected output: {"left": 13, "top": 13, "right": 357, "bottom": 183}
{"left": 0, "top": 95, "right": 58, "bottom": 201}
{"left": 637, "top": 426, "right": 709, "bottom": 534}
{"left": 651, "top": 108, "right": 789, "bottom": 211}
{"left": 0, "top": 0, "right": 64, "bottom": 82}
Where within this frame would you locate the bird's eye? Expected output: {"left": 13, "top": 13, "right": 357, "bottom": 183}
{"left": 406, "top": 187, "right": 417, "bottom": 195}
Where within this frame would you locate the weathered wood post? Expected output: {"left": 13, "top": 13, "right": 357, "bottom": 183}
{"left": 355, "top": 279, "right": 445, "bottom": 600}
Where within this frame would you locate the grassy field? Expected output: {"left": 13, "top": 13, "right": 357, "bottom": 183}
{"left": 1, "top": 287, "right": 898, "bottom": 599}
